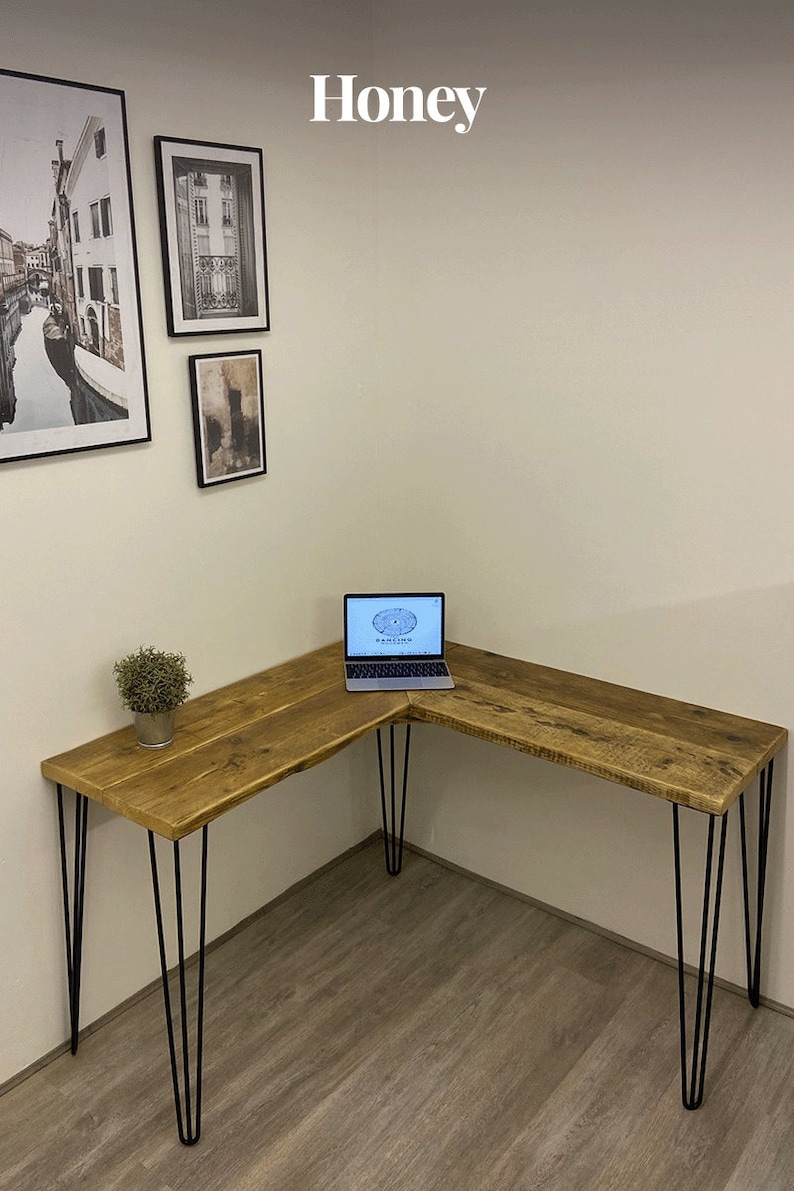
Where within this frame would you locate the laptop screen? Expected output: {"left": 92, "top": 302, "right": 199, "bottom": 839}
{"left": 344, "top": 593, "right": 445, "bottom": 660}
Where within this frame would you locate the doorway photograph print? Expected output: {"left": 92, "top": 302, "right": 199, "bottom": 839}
{"left": 155, "top": 136, "right": 270, "bottom": 336}
{"left": 0, "top": 68, "right": 150, "bottom": 465}
{"left": 189, "top": 349, "right": 266, "bottom": 487}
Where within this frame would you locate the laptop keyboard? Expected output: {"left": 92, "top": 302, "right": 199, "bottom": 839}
{"left": 347, "top": 661, "right": 450, "bottom": 679}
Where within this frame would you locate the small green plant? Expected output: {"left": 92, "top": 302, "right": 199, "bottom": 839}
{"left": 113, "top": 646, "right": 193, "bottom": 715}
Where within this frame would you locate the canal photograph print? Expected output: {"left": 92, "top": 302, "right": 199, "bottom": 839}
{"left": 188, "top": 349, "right": 266, "bottom": 488}
{"left": 0, "top": 68, "right": 150, "bottom": 466}
{"left": 154, "top": 137, "right": 270, "bottom": 337}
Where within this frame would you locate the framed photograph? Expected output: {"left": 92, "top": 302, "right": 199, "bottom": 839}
{"left": 189, "top": 349, "right": 266, "bottom": 487}
{"left": 0, "top": 68, "right": 150, "bottom": 465}
{"left": 154, "top": 136, "right": 270, "bottom": 336}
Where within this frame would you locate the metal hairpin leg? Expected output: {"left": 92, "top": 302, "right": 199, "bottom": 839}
{"left": 57, "top": 785, "right": 89, "bottom": 1055}
{"left": 148, "top": 826, "right": 209, "bottom": 1146}
{"left": 377, "top": 724, "right": 411, "bottom": 876}
{"left": 739, "top": 760, "right": 774, "bottom": 1008}
{"left": 673, "top": 804, "right": 729, "bottom": 1110}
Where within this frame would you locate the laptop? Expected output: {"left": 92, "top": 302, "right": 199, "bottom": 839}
{"left": 344, "top": 592, "right": 455, "bottom": 691}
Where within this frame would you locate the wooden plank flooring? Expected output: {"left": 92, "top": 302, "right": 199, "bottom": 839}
{"left": 2, "top": 842, "right": 794, "bottom": 1190}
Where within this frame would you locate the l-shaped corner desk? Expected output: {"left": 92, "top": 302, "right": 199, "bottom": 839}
{"left": 41, "top": 640, "right": 787, "bottom": 1145}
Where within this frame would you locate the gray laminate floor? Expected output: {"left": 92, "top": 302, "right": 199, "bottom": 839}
{"left": 2, "top": 842, "right": 794, "bottom": 1190}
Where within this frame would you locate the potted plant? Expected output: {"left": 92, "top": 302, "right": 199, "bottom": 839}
{"left": 113, "top": 646, "right": 193, "bottom": 748}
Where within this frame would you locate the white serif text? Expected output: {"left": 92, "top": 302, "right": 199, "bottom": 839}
{"left": 311, "top": 75, "right": 486, "bottom": 135}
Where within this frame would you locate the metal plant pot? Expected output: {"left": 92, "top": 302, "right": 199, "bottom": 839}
{"left": 133, "top": 709, "right": 176, "bottom": 749}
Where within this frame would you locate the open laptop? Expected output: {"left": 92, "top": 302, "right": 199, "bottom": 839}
{"left": 344, "top": 592, "right": 455, "bottom": 691}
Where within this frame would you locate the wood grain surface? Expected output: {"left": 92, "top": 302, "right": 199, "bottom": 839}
{"left": 41, "top": 641, "right": 787, "bottom": 837}
{"left": 411, "top": 643, "right": 787, "bottom": 815}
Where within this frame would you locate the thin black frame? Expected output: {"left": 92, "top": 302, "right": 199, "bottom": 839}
{"left": 154, "top": 136, "right": 270, "bottom": 337}
{"left": 189, "top": 349, "right": 266, "bottom": 488}
{"left": 0, "top": 68, "right": 150, "bottom": 465}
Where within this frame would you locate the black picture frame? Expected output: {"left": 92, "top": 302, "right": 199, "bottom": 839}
{"left": 154, "top": 136, "right": 270, "bottom": 337}
{"left": 0, "top": 68, "right": 150, "bottom": 465}
{"left": 189, "top": 349, "right": 266, "bottom": 487}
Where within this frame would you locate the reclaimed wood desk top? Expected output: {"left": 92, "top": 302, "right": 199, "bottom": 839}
{"left": 41, "top": 641, "right": 787, "bottom": 840}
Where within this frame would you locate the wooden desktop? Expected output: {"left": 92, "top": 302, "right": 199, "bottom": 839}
{"left": 42, "top": 640, "right": 787, "bottom": 1143}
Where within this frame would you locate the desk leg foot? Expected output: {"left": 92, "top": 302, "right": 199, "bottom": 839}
{"left": 148, "top": 827, "right": 208, "bottom": 1146}
{"left": 377, "top": 724, "right": 411, "bottom": 876}
{"left": 739, "top": 759, "right": 774, "bottom": 1009}
{"left": 57, "top": 786, "right": 89, "bottom": 1055}
{"left": 673, "top": 805, "right": 729, "bottom": 1111}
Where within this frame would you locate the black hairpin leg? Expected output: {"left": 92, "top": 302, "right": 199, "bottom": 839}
{"left": 377, "top": 724, "right": 411, "bottom": 876}
{"left": 148, "top": 826, "right": 209, "bottom": 1146}
{"left": 57, "top": 785, "right": 89, "bottom": 1055}
{"left": 739, "top": 759, "right": 774, "bottom": 1008}
{"left": 673, "top": 804, "right": 729, "bottom": 1110}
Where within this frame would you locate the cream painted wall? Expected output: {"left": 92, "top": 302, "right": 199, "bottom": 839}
{"left": 0, "top": 0, "right": 383, "bottom": 1086}
{"left": 373, "top": 2, "right": 794, "bottom": 1005}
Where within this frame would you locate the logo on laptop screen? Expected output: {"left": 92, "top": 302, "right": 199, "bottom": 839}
{"left": 372, "top": 608, "right": 417, "bottom": 637}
